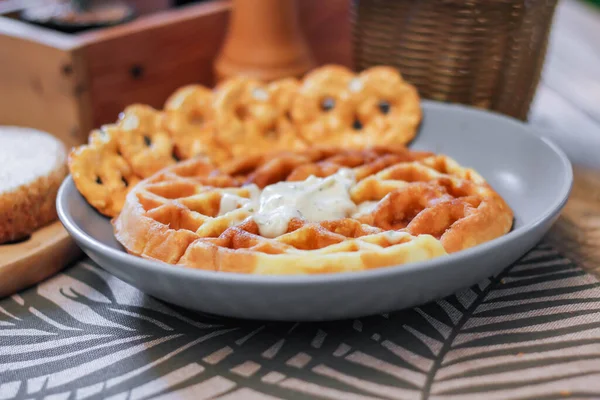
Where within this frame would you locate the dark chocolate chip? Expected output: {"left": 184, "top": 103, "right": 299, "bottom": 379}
{"left": 143, "top": 135, "right": 152, "bottom": 146}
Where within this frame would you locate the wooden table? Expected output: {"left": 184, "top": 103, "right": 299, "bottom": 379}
{"left": 529, "top": 0, "right": 600, "bottom": 276}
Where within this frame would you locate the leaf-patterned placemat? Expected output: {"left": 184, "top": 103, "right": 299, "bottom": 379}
{"left": 1, "top": 242, "right": 600, "bottom": 400}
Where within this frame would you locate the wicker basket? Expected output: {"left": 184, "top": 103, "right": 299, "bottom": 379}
{"left": 352, "top": 0, "right": 559, "bottom": 121}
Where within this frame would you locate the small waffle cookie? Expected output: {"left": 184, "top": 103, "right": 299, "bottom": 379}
{"left": 291, "top": 65, "right": 421, "bottom": 147}
{"left": 163, "top": 85, "right": 231, "bottom": 164}
{"left": 116, "top": 104, "right": 176, "bottom": 178}
{"left": 69, "top": 126, "right": 140, "bottom": 217}
{"left": 113, "top": 147, "right": 513, "bottom": 274}
{"left": 213, "top": 77, "right": 307, "bottom": 158}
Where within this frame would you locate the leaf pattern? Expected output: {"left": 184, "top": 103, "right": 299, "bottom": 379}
{"left": 1, "top": 243, "right": 600, "bottom": 400}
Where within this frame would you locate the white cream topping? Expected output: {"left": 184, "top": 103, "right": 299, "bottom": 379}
{"left": 218, "top": 193, "right": 250, "bottom": 216}
{"left": 216, "top": 169, "right": 360, "bottom": 238}
{"left": 353, "top": 200, "right": 379, "bottom": 217}
{"left": 217, "top": 185, "right": 260, "bottom": 216}
{"left": 253, "top": 168, "right": 357, "bottom": 237}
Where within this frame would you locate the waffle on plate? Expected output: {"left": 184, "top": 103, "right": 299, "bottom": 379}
{"left": 112, "top": 146, "right": 513, "bottom": 274}
{"left": 68, "top": 64, "right": 513, "bottom": 274}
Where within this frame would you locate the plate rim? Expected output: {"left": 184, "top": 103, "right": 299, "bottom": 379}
{"left": 57, "top": 101, "right": 574, "bottom": 286}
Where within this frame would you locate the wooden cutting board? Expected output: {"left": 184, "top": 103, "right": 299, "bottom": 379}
{"left": 0, "top": 221, "right": 82, "bottom": 297}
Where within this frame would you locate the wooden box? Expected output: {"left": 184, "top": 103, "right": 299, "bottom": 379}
{"left": 0, "top": 0, "right": 351, "bottom": 148}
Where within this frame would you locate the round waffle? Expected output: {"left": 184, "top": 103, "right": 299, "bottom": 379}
{"left": 113, "top": 146, "right": 513, "bottom": 274}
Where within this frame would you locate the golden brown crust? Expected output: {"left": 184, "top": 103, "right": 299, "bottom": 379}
{"left": 113, "top": 147, "right": 513, "bottom": 275}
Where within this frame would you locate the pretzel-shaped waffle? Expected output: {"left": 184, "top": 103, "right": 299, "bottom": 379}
{"left": 163, "top": 85, "right": 231, "bottom": 164}
{"left": 113, "top": 146, "right": 513, "bottom": 274}
{"left": 290, "top": 65, "right": 356, "bottom": 143}
{"left": 116, "top": 104, "right": 176, "bottom": 178}
{"left": 291, "top": 65, "right": 421, "bottom": 147}
{"left": 213, "top": 77, "right": 307, "bottom": 158}
{"left": 69, "top": 126, "right": 140, "bottom": 217}
{"left": 352, "top": 66, "right": 422, "bottom": 146}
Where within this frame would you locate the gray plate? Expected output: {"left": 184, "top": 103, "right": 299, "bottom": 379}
{"left": 57, "top": 101, "right": 573, "bottom": 321}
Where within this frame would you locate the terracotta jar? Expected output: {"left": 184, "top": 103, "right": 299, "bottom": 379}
{"left": 214, "top": 0, "right": 315, "bottom": 82}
